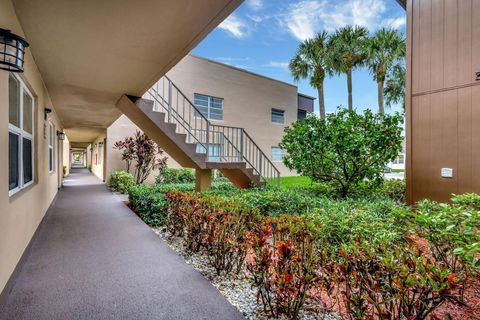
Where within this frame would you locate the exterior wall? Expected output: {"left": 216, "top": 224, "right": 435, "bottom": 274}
{"left": 107, "top": 54, "right": 300, "bottom": 179}
{"left": 406, "top": 0, "right": 480, "bottom": 203}
{"left": 90, "top": 133, "right": 106, "bottom": 181}
{"left": 62, "top": 136, "right": 70, "bottom": 177}
{"left": 0, "top": 0, "right": 64, "bottom": 294}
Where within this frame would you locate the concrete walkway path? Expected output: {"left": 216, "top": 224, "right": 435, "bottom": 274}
{"left": 0, "top": 168, "right": 244, "bottom": 320}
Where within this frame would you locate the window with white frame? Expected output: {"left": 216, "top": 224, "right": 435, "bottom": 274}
{"left": 194, "top": 93, "right": 223, "bottom": 120}
{"left": 271, "top": 109, "right": 285, "bottom": 124}
{"left": 392, "top": 153, "right": 405, "bottom": 165}
{"left": 271, "top": 146, "right": 284, "bottom": 161}
{"left": 48, "top": 122, "right": 55, "bottom": 172}
{"left": 9, "top": 73, "right": 34, "bottom": 195}
{"left": 98, "top": 142, "right": 103, "bottom": 165}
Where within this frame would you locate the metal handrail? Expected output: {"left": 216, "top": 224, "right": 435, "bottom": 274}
{"left": 146, "top": 76, "right": 280, "bottom": 186}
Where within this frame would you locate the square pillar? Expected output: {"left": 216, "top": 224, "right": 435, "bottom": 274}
{"left": 195, "top": 169, "right": 212, "bottom": 192}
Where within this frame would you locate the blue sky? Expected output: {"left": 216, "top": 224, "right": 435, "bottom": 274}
{"left": 192, "top": 0, "right": 406, "bottom": 115}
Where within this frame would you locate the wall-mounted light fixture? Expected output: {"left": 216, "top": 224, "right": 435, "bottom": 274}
{"left": 44, "top": 107, "right": 52, "bottom": 120}
{"left": 0, "top": 28, "right": 29, "bottom": 72}
{"left": 57, "top": 130, "right": 66, "bottom": 140}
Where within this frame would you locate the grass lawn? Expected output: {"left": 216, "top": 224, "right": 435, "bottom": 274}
{"left": 392, "top": 169, "right": 405, "bottom": 173}
{"left": 268, "top": 176, "right": 313, "bottom": 188}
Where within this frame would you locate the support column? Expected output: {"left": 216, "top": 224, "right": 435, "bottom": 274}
{"left": 195, "top": 169, "right": 212, "bottom": 192}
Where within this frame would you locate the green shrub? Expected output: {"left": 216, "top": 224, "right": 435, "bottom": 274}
{"left": 379, "top": 179, "right": 405, "bottom": 203}
{"left": 109, "top": 171, "right": 135, "bottom": 194}
{"left": 409, "top": 198, "right": 480, "bottom": 272}
{"left": 280, "top": 109, "right": 404, "bottom": 197}
{"left": 156, "top": 168, "right": 195, "bottom": 184}
{"left": 451, "top": 193, "right": 480, "bottom": 211}
{"left": 128, "top": 181, "right": 235, "bottom": 226}
{"left": 308, "top": 197, "right": 408, "bottom": 254}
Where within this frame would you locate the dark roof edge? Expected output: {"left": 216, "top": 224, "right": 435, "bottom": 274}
{"left": 396, "top": 0, "right": 406, "bottom": 9}
{"left": 298, "top": 92, "right": 316, "bottom": 100}
{"left": 188, "top": 54, "right": 297, "bottom": 89}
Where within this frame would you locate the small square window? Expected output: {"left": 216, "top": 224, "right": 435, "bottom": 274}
{"left": 271, "top": 146, "right": 284, "bottom": 161}
{"left": 271, "top": 109, "right": 285, "bottom": 124}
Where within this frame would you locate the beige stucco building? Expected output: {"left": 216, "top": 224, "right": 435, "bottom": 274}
{"left": 0, "top": 0, "right": 242, "bottom": 301}
{"left": 105, "top": 55, "right": 314, "bottom": 181}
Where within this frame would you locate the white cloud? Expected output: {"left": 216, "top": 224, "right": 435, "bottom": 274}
{"left": 264, "top": 61, "right": 289, "bottom": 71}
{"left": 284, "top": 1, "right": 325, "bottom": 41}
{"left": 383, "top": 16, "right": 406, "bottom": 29}
{"left": 283, "top": 0, "right": 388, "bottom": 41}
{"left": 246, "top": 0, "right": 263, "bottom": 11}
{"left": 218, "top": 14, "right": 250, "bottom": 39}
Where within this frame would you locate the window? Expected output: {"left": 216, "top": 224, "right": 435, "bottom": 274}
{"left": 393, "top": 153, "right": 405, "bottom": 165}
{"left": 297, "top": 109, "right": 307, "bottom": 120}
{"left": 8, "top": 73, "right": 34, "bottom": 195}
{"left": 271, "top": 109, "right": 285, "bottom": 124}
{"left": 98, "top": 142, "right": 103, "bottom": 165}
{"left": 48, "top": 122, "right": 55, "bottom": 172}
{"left": 196, "top": 143, "right": 222, "bottom": 162}
{"left": 271, "top": 147, "right": 284, "bottom": 161}
{"left": 194, "top": 93, "right": 223, "bottom": 120}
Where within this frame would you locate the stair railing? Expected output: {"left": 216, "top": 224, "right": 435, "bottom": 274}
{"left": 146, "top": 76, "right": 280, "bottom": 187}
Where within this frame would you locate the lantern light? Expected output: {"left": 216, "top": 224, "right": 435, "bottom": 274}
{"left": 0, "top": 28, "right": 29, "bottom": 73}
{"left": 57, "top": 131, "right": 66, "bottom": 141}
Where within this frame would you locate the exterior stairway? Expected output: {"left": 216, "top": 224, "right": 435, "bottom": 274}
{"left": 116, "top": 76, "right": 280, "bottom": 188}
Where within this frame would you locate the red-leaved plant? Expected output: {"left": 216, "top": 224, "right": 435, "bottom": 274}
{"left": 247, "top": 215, "right": 319, "bottom": 319}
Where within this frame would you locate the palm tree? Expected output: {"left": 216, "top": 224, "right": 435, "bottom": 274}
{"left": 289, "top": 31, "right": 332, "bottom": 118}
{"left": 366, "top": 28, "right": 406, "bottom": 114}
{"left": 384, "top": 63, "right": 406, "bottom": 110}
{"left": 330, "top": 25, "right": 369, "bottom": 111}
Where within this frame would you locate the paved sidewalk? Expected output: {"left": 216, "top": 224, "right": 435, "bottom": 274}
{"left": 0, "top": 168, "right": 243, "bottom": 320}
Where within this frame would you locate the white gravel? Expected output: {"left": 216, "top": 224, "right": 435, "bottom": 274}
{"left": 153, "top": 227, "right": 340, "bottom": 320}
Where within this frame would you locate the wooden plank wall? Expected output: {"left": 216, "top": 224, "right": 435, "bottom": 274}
{"left": 407, "top": 0, "right": 480, "bottom": 203}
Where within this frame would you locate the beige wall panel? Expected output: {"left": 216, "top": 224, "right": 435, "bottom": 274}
{"left": 472, "top": 1, "right": 480, "bottom": 78}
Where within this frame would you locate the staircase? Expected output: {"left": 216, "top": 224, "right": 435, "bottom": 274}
{"left": 117, "top": 76, "right": 280, "bottom": 188}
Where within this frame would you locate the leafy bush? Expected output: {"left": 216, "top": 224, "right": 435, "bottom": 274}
{"left": 166, "top": 191, "right": 258, "bottom": 275}
{"left": 451, "top": 193, "right": 480, "bottom": 211}
{"left": 409, "top": 198, "right": 480, "bottom": 273}
{"left": 128, "top": 183, "right": 195, "bottom": 226}
{"left": 280, "top": 109, "right": 403, "bottom": 197}
{"left": 109, "top": 171, "right": 135, "bottom": 194}
{"left": 308, "top": 197, "right": 408, "bottom": 254}
{"left": 331, "top": 241, "right": 462, "bottom": 319}
{"left": 128, "top": 182, "right": 234, "bottom": 226}
{"left": 379, "top": 178, "right": 405, "bottom": 203}
{"left": 247, "top": 215, "right": 319, "bottom": 319}
{"left": 156, "top": 168, "right": 196, "bottom": 184}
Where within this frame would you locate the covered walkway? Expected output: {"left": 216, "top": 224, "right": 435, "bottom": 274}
{"left": 0, "top": 168, "right": 243, "bottom": 320}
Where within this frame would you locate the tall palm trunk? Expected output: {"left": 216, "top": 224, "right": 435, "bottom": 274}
{"left": 377, "top": 79, "right": 385, "bottom": 114}
{"left": 317, "top": 84, "right": 325, "bottom": 118}
{"left": 347, "top": 69, "right": 353, "bottom": 110}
